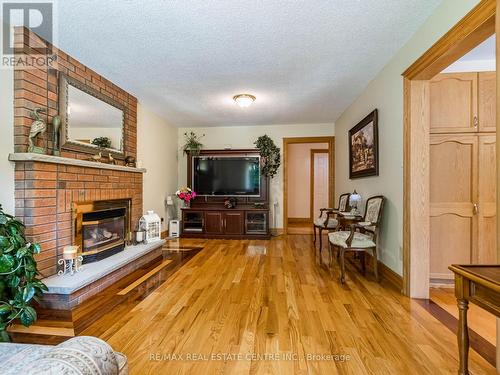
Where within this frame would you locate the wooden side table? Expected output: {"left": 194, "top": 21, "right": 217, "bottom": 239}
{"left": 448, "top": 265, "right": 500, "bottom": 375}
{"left": 337, "top": 212, "right": 363, "bottom": 230}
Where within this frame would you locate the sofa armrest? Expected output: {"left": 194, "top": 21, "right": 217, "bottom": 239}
{"left": 14, "top": 336, "right": 125, "bottom": 375}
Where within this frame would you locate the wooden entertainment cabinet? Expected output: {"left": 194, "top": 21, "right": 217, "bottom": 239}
{"left": 181, "top": 149, "right": 271, "bottom": 239}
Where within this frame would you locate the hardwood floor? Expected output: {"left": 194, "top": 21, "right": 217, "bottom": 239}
{"left": 430, "top": 287, "right": 497, "bottom": 346}
{"left": 85, "top": 236, "right": 494, "bottom": 374}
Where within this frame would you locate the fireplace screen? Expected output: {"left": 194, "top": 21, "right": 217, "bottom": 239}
{"left": 80, "top": 207, "right": 126, "bottom": 263}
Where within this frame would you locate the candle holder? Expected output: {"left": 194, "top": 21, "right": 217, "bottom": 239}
{"left": 58, "top": 256, "right": 83, "bottom": 276}
{"left": 58, "top": 245, "right": 83, "bottom": 276}
{"left": 134, "top": 230, "right": 146, "bottom": 245}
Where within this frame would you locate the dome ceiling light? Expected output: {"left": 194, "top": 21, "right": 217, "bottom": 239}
{"left": 233, "top": 94, "right": 256, "bottom": 108}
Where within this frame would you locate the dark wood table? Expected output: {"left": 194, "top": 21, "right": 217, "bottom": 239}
{"left": 337, "top": 212, "right": 363, "bottom": 230}
{"left": 448, "top": 265, "right": 500, "bottom": 375}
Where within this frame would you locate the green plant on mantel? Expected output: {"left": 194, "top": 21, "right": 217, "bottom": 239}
{"left": 182, "top": 131, "right": 205, "bottom": 155}
{"left": 0, "top": 205, "right": 47, "bottom": 342}
{"left": 254, "top": 135, "right": 281, "bottom": 178}
{"left": 91, "top": 136, "right": 112, "bottom": 149}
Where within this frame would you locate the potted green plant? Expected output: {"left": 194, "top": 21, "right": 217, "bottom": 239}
{"left": 91, "top": 136, "right": 112, "bottom": 149}
{"left": 255, "top": 135, "right": 281, "bottom": 178}
{"left": 182, "top": 132, "right": 204, "bottom": 155}
{"left": 0, "top": 205, "right": 47, "bottom": 342}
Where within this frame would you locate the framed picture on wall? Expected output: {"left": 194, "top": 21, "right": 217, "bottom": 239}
{"left": 349, "top": 109, "right": 379, "bottom": 179}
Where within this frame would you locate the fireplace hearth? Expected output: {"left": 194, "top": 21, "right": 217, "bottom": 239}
{"left": 74, "top": 199, "right": 132, "bottom": 264}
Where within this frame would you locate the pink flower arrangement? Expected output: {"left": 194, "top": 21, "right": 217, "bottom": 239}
{"left": 176, "top": 187, "right": 197, "bottom": 202}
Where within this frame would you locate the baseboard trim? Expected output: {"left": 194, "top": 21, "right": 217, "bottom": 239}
{"left": 378, "top": 261, "right": 403, "bottom": 292}
{"left": 288, "top": 217, "right": 312, "bottom": 224}
{"left": 362, "top": 254, "right": 403, "bottom": 292}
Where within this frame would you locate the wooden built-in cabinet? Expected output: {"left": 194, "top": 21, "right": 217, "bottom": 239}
{"left": 182, "top": 209, "right": 269, "bottom": 239}
{"left": 181, "top": 148, "right": 270, "bottom": 239}
{"left": 430, "top": 72, "right": 495, "bottom": 134}
{"left": 429, "top": 71, "right": 496, "bottom": 282}
{"left": 204, "top": 211, "right": 244, "bottom": 235}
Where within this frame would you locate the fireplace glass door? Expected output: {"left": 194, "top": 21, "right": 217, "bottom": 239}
{"left": 81, "top": 207, "right": 126, "bottom": 263}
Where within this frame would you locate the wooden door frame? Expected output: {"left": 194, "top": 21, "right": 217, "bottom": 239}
{"left": 402, "top": 0, "right": 496, "bottom": 297}
{"left": 310, "top": 149, "right": 330, "bottom": 221}
{"left": 283, "top": 136, "right": 335, "bottom": 234}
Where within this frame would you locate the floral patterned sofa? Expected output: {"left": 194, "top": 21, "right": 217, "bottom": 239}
{"left": 0, "top": 336, "right": 128, "bottom": 374}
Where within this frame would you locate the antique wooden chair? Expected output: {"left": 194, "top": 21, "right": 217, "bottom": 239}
{"left": 313, "top": 193, "right": 350, "bottom": 264}
{"left": 327, "top": 195, "right": 385, "bottom": 283}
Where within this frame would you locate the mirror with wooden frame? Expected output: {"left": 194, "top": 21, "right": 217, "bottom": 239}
{"left": 59, "top": 74, "right": 125, "bottom": 158}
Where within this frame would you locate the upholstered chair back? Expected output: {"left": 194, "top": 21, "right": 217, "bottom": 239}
{"left": 364, "top": 196, "right": 384, "bottom": 223}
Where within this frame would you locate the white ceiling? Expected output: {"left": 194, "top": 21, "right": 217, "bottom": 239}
{"left": 442, "top": 35, "right": 495, "bottom": 73}
{"left": 56, "top": 0, "right": 440, "bottom": 127}
{"left": 458, "top": 34, "right": 495, "bottom": 62}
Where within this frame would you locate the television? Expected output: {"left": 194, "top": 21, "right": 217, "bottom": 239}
{"left": 192, "top": 156, "right": 261, "bottom": 196}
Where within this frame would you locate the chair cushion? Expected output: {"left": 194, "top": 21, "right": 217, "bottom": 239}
{"left": 328, "top": 231, "right": 376, "bottom": 248}
{"left": 314, "top": 217, "right": 338, "bottom": 228}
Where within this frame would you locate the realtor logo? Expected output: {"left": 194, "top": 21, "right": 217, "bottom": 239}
{"left": 2, "top": 1, "right": 53, "bottom": 54}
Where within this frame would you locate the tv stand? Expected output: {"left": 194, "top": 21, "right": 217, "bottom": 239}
{"left": 181, "top": 208, "right": 270, "bottom": 239}
{"left": 181, "top": 149, "right": 271, "bottom": 239}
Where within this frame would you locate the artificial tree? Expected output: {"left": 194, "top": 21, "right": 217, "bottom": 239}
{"left": 254, "top": 135, "right": 281, "bottom": 178}
{"left": 0, "top": 205, "right": 47, "bottom": 342}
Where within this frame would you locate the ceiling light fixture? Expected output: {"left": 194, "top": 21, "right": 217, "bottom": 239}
{"left": 233, "top": 94, "right": 256, "bottom": 108}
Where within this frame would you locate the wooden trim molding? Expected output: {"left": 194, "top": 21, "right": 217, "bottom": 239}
{"left": 402, "top": 0, "right": 495, "bottom": 298}
{"left": 403, "top": 0, "right": 495, "bottom": 80}
{"left": 362, "top": 254, "right": 404, "bottom": 292}
{"left": 283, "top": 136, "right": 335, "bottom": 234}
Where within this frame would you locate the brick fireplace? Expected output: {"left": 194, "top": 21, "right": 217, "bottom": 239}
{"left": 13, "top": 159, "right": 143, "bottom": 277}
{"left": 10, "top": 27, "right": 147, "bottom": 279}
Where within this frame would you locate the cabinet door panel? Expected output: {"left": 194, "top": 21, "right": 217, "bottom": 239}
{"left": 478, "top": 72, "right": 496, "bottom": 133}
{"left": 205, "top": 212, "right": 223, "bottom": 234}
{"left": 430, "top": 73, "right": 477, "bottom": 133}
{"left": 430, "top": 214, "right": 473, "bottom": 279}
{"left": 430, "top": 134, "right": 477, "bottom": 280}
{"left": 224, "top": 212, "right": 244, "bottom": 235}
{"left": 477, "top": 134, "right": 497, "bottom": 263}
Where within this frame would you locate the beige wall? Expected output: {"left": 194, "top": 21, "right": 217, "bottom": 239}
{"left": 178, "top": 123, "right": 334, "bottom": 228}
{"left": 334, "top": 0, "right": 481, "bottom": 275}
{"left": 0, "top": 67, "right": 15, "bottom": 214}
{"left": 137, "top": 104, "right": 178, "bottom": 231}
{"left": 287, "top": 143, "right": 328, "bottom": 219}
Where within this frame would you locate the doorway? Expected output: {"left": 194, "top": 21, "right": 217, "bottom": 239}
{"left": 427, "top": 36, "right": 497, "bottom": 350}
{"left": 402, "top": 0, "right": 496, "bottom": 298}
{"left": 283, "top": 137, "right": 335, "bottom": 235}
{"left": 311, "top": 149, "right": 330, "bottom": 222}
{"left": 403, "top": 2, "right": 497, "bottom": 363}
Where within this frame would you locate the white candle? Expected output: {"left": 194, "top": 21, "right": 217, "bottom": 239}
{"left": 62, "top": 246, "right": 78, "bottom": 260}
{"left": 136, "top": 231, "right": 144, "bottom": 242}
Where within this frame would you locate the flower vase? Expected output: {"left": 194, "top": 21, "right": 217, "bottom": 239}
{"left": 183, "top": 200, "right": 191, "bottom": 208}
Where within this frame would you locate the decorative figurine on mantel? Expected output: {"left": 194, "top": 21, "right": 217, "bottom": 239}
{"left": 28, "top": 107, "right": 47, "bottom": 154}
{"left": 52, "top": 115, "right": 61, "bottom": 156}
{"left": 90, "top": 152, "right": 102, "bottom": 162}
{"left": 108, "top": 153, "right": 116, "bottom": 165}
{"left": 125, "top": 155, "right": 136, "bottom": 167}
